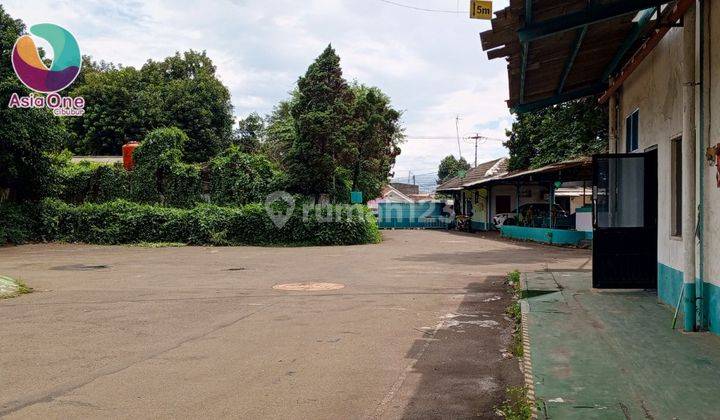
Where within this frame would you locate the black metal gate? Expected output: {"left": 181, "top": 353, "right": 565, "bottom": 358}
{"left": 592, "top": 151, "right": 657, "bottom": 289}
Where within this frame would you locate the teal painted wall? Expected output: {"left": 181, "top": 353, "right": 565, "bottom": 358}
{"left": 657, "top": 263, "right": 720, "bottom": 335}
{"left": 703, "top": 281, "right": 720, "bottom": 335}
{"left": 658, "top": 263, "right": 683, "bottom": 309}
{"left": 500, "top": 226, "right": 588, "bottom": 245}
{"left": 377, "top": 202, "right": 448, "bottom": 229}
{"left": 471, "top": 221, "right": 488, "bottom": 231}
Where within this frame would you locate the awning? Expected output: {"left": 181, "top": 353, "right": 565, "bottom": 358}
{"left": 480, "top": 0, "right": 689, "bottom": 112}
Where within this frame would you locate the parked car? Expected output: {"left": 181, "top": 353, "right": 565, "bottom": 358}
{"left": 493, "top": 203, "right": 570, "bottom": 229}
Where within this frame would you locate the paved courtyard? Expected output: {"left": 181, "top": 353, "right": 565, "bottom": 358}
{"left": 523, "top": 271, "right": 720, "bottom": 419}
{"left": 0, "top": 230, "right": 590, "bottom": 419}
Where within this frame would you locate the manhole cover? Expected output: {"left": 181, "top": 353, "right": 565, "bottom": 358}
{"left": 273, "top": 282, "right": 345, "bottom": 291}
{"left": 51, "top": 264, "right": 110, "bottom": 271}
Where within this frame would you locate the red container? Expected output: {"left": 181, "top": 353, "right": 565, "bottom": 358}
{"left": 122, "top": 141, "right": 140, "bottom": 171}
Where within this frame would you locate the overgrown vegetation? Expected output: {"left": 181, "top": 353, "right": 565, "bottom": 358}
{"left": 0, "top": 199, "right": 381, "bottom": 246}
{"left": 497, "top": 386, "right": 533, "bottom": 420}
{"left": 504, "top": 97, "right": 608, "bottom": 171}
{"left": 499, "top": 270, "right": 532, "bottom": 420}
{"left": 0, "top": 7, "right": 399, "bottom": 248}
{"left": 506, "top": 270, "right": 523, "bottom": 357}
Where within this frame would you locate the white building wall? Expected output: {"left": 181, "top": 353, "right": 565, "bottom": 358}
{"left": 618, "top": 3, "right": 720, "bottom": 332}
{"left": 618, "top": 25, "right": 685, "bottom": 275}
{"left": 703, "top": 0, "right": 720, "bottom": 301}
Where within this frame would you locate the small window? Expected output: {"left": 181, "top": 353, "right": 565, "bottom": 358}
{"left": 671, "top": 137, "right": 683, "bottom": 237}
{"left": 626, "top": 110, "right": 639, "bottom": 152}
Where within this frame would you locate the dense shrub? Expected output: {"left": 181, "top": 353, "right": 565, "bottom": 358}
{"left": 0, "top": 201, "right": 39, "bottom": 244}
{"left": 56, "top": 162, "right": 130, "bottom": 204}
{"left": 209, "top": 146, "right": 284, "bottom": 206}
{"left": 128, "top": 127, "right": 203, "bottom": 207}
{"left": 1, "top": 199, "right": 380, "bottom": 246}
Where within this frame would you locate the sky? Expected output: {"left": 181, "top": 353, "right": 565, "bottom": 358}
{"left": 4, "top": 0, "right": 513, "bottom": 185}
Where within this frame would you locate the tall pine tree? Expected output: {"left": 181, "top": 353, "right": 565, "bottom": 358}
{"left": 286, "top": 45, "right": 353, "bottom": 203}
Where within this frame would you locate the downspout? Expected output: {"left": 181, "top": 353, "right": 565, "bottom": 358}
{"left": 682, "top": 3, "right": 697, "bottom": 332}
{"left": 697, "top": 0, "right": 707, "bottom": 330}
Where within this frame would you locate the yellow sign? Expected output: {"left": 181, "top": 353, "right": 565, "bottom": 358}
{"left": 470, "top": 0, "right": 493, "bottom": 20}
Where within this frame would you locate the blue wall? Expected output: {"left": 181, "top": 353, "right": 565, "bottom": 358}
{"left": 377, "top": 202, "right": 449, "bottom": 229}
{"left": 500, "top": 225, "right": 591, "bottom": 246}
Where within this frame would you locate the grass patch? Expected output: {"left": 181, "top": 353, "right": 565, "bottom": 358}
{"left": 0, "top": 275, "right": 33, "bottom": 299}
{"left": 505, "top": 270, "right": 523, "bottom": 358}
{"left": 497, "top": 386, "right": 533, "bottom": 420}
{"left": 132, "top": 242, "right": 188, "bottom": 248}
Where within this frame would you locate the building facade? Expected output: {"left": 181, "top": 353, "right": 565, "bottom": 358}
{"left": 610, "top": 3, "right": 720, "bottom": 332}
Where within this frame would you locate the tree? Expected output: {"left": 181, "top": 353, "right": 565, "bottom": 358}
{"left": 286, "top": 45, "right": 354, "bottom": 203}
{"left": 437, "top": 155, "right": 470, "bottom": 183}
{"left": 262, "top": 99, "right": 296, "bottom": 167}
{"left": 504, "top": 97, "right": 608, "bottom": 170}
{"left": 235, "top": 112, "right": 265, "bottom": 154}
{"left": 68, "top": 50, "right": 234, "bottom": 162}
{"left": 0, "top": 6, "right": 66, "bottom": 201}
{"left": 341, "top": 83, "right": 403, "bottom": 201}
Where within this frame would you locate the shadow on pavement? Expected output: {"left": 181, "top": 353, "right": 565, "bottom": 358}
{"left": 397, "top": 279, "right": 523, "bottom": 419}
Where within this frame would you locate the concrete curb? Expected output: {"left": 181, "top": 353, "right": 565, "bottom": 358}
{"left": 519, "top": 274, "right": 538, "bottom": 420}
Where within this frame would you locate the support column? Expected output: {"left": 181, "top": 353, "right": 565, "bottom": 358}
{"left": 515, "top": 184, "right": 521, "bottom": 224}
{"left": 681, "top": 4, "right": 697, "bottom": 332}
{"left": 609, "top": 92, "right": 618, "bottom": 153}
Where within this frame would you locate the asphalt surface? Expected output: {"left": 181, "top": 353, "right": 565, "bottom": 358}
{"left": 0, "top": 230, "right": 591, "bottom": 419}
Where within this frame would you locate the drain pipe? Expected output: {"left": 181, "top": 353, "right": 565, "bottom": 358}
{"left": 697, "top": 0, "right": 707, "bottom": 330}
{"left": 682, "top": 3, "right": 697, "bottom": 332}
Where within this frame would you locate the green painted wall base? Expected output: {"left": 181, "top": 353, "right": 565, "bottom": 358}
{"left": 470, "top": 221, "right": 489, "bottom": 231}
{"left": 657, "top": 263, "right": 720, "bottom": 335}
{"left": 500, "top": 225, "right": 590, "bottom": 246}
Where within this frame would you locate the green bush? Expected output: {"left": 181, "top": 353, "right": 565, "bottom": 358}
{"left": 56, "top": 161, "right": 129, "bottom": 204}
{"left": 209, "top": 145, "right": 284, "bottom": 206}
{"left": 128, "top": 127, "right": 203, "bottom": 207}
{"left": 0, "top": 201, "right": 38, "bottom": 244}
{"left": 1, "top": 199, "right": 381, "bottom": 246}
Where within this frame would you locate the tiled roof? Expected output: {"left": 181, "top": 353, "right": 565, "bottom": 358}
{"left": 436, "top": 157, "right": 508, "bottom": 192}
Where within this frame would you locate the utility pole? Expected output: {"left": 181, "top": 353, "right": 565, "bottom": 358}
{"left": 455, "top": 115, "right": 463, "bottom": 159}
{"left": 468, "top": 133, "right": 483, "bottom": 167}
{"left": 467, "top": 134, "right": 506, "bottom": 167}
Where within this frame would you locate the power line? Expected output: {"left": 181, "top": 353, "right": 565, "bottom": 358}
{"left": 403, "top": 136, "right": 506, "bottom": 141}
{"left": 377, "top": 0, "right": 465, "bottom": 14}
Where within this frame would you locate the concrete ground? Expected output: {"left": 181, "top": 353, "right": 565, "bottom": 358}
{"left": 523, "top": 271, "right": 720, "bottom": 419}
{"left": 0, "top": 230, "right": 590, "bottom": 419}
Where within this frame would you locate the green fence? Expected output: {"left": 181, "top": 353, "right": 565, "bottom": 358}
{"left": 377, "top": 202, "right": 449, "bottom": 229}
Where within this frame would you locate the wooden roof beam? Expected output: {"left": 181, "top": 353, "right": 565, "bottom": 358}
{"left": 557, "top": 26, "right": 588, "bottom": 94}
{"left": 519, "top": 0, "right": 533, "bottom": 102}
{"left": 513, "top": 83, "right": 606, "bottom": 113}
{"left": 600, "top": 7, "right": 657, "bottom": 82}
{"left": 518, "top": 0, "right": 673, "bottom": 43}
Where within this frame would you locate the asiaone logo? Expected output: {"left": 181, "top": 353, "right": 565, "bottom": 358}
{"left": 12, "top": 23, "right": 81, "bottom": 93}
{"left": 8, "top": 23, "right": 84, "bottom": 116}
